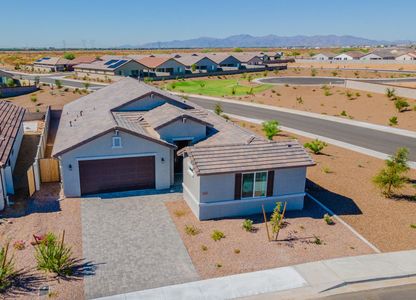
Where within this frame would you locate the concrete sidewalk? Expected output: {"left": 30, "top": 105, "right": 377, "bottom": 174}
{"left": 95, "top": 250, "right": 416, "bottom": 300}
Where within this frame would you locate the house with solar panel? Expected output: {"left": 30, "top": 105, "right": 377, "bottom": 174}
{"left": 74, "top": 58, "right": 146, "bottom": 80}
{"left": 52, "top": 78, "right": 315, "bottom": 220}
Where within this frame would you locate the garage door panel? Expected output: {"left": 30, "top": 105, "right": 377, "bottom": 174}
{"left": 79, "top": 156, "right": 155, "bottom": 195}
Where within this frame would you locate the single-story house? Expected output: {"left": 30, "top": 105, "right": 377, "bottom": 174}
{"left": 232, "top": 53, "right": 263, "bottom": 65}
{"left": 360, "top": 49, "right": 406, "bottom": 61}
{"left": 396, "top": 52, "right": 416, "bottom": 61}
{"left": 258, "top": 52, "right": 283, "bottom": 61}
{"left": 52, "top": 78, "right": 315, "bottom": 220}
{"left": 33, "top": 57, "right": 72, "bottom": 72}
{"left": 70, "top": 56, "right": 100, "bottom": 66}
{"left": 312, "top": 52, "right": 336, "bottom": 61}
{"left": 206, "top": 53, "right": 242, "bottom": 68}
{"left": 333, "top": 51, "right": 365, "bottom": 60}
{"left": 0, "top": 101, "right": 25, "bottom": 210}
{"left": 74, "top": 58, "right": 146, "bottom": 80}
{"left": 174, "top": 54, "right": 218, "bottom": 72}
{"left": 136, "top": 56, "right": 186, "bottom": 76}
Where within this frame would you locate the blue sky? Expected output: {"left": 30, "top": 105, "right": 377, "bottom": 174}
{"left": 1, "top": 0, "right": 415, "bottom": 48}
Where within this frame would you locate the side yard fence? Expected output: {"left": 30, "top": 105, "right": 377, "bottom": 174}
{"left": 0, "top": 85, "right": 38, "bottom": 98}
{"left": 345, "top": 80, "right": 416, "bottom": 99}
{"left": 27, "top": 106, "right": 60, "bottom": 195}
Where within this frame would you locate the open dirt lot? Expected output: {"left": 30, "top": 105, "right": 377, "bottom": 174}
{"left": 0, "top": 184, "right": 84, "bottom": 299}
{"left": 4, "top": 86, "right": 83, "bottom": 112}
{"left": 236, "top": 120, "right": 416, "bottom": 252}
{"left": 293, "top": 61, "right": 416, "bottom": 71}
{"left": 166, "top": 198, "right": 375, "bottom": 280}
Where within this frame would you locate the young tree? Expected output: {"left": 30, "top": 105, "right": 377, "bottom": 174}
{"left": 214, "top": 103, "right": 223, "bottom": 116}
{"left": 385, "top": 88, "right": 396, "bottom": 99}
{"left": 373, "top": 147, "right": 410, "bottom": 197}
{"left": 304, "top": 139, "right": 328, "bottom": 155}
{"left": 63, "top": 52, "right": 75, "bottom": 60}
{"left": 394, "top": 98, "right": 410, "bottom": 112}
{"left": 83, "top": 82, "right": 90, "bottom": 90}
{"left": 54, "top": 79, "right": 62, "bottom": 89}
{"left": 5, "top": 78, "right": 15, "bottom": 87}
{"left": 262, "top": 120, "right": 280, "bottom": 140}
{"left": 191, "top": 64, "right": 197, "bottom": 72}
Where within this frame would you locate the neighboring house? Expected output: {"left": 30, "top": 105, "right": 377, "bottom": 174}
{"left": 33, "top": 57, "right": 72, "bottom": 72}
{"left": 333, "top": 51, "right": 365, "bottom": 60}
{"left": 74, "top": 58, "right": 146, "bottom": 79}
{"left": 206, "top": 53, "right": 242, "bottom": 68}
{"left": 70, "top": 56, "right": 100, "bottom": 66}
{"left": 0, "top": 101, "right": 25, "bottom": 210}
{"left": 258, "top": 52, "right": 283, "bottom": 61}
{"left": 137, "top": 56, "right": 186, "bottom": 76}
{"left": 233, "top": 53, "right": 263, "bottom": 65}
{"left": 312, "top": 52, "right": 336, "bottom": 61}
{"left": 174, "top": 54, "right": 218, "bottom": 72}
{"left": 396, "top": 52, "right": 416, "bottom": 61}
{"left": 360, "top": 49, "right": 406, "bottom": 60}
{"left": 52, "top": 78, "right": 314, "bottom": 220}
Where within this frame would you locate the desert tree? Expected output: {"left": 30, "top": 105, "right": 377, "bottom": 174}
{"left": 262, "top": 120, "right": 280, "bottom": 140}
{"left": 214, "top": 103, "right": 223, "bottom": 116}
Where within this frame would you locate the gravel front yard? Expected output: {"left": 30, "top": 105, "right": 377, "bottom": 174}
{"left": 166, "top": 197, "right": 375, "bottom": 279}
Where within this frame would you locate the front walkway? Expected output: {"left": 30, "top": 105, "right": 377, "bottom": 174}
{"left": 81, "top": 191, "right": 198, "bottom": 299}
{"left": 95, "top": 250, "right": 416, "bottom": 300}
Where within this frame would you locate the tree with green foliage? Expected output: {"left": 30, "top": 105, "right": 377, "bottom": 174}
{"left": 83, "top": 82, "right": 90, "bottom": 89}
{"left": 214, "top": 103, "right": 223, "bottom": 115}
{"left": 394, "top": 98, "right": 410, "bottom": 112}
{"left": 5, "top": 78, "right": 15, "bottom": 87}
{"left": 233, "top": 48, "right": 243, "bottom": 52}
{"left": 262, "top": 120, "right": 280, "bottom": 140}
{"left": 63, "top": 52, "right": 75, "bottom": 60}
{"left": 270, "top": 202, "right": 283, "bottom": 239}
{"left": 191, "top": 64, "right": 196, "bottom": 72}
{"left": 373, "top": 147, "right": 410, "bottom": 197}
{"left": 54, "top": 79, "right": 62, "bottom": 89}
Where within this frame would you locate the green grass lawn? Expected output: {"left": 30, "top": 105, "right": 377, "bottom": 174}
{"left": 165, "top": 79, "right": 272, "bottom": 97}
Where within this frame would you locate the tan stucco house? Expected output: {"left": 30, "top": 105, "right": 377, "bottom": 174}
{"left": 52, "top": 78, "right": 314, "bottom": 219}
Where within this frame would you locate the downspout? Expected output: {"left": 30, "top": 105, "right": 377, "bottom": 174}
{"left": 0, "top": 167, "right": 8, "bottom": 209}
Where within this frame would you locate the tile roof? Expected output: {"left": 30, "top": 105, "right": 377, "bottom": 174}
{"left": 144, "top": 103, "right": 213, "bottom": 130}
{"left": 137, "top": 57, "right": 185, "bottom": 69}
{"left": 174, "top": 54, "right": 216, "bottom": 67}
{"left": 70, "top": 56, "right": 99, "bottom": 65}
{"left": 178, "top": 140, "right": 315, "bottom": 175}
{"left": 337, "top": 51, "right": 365, "bottom": 59}
{"left": 232, "top": 53, "right": 262, "bottom": 63}
{"left": 34, "top": 57, "right": 71, "bottom": 66}
{"left": 74, "top": 58, "right": 139, "bottom": 71}
{"left": 0, "top": 101, "right": 25, "bottom": 166}
{"left": 205, "top": 53, "right": 240, "bottom": 64}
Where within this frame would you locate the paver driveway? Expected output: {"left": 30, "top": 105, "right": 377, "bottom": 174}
{"left": 81, "top": 192, "right": 199, "bottom": 299}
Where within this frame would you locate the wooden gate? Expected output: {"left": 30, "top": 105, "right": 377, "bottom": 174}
{"left": 39, "top": 158, "right": 60, "bottom": 183}
{"left": 27, "top": 166, "right": 36, "bottom": 196}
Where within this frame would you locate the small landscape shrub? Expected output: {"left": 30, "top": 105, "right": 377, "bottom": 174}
{"left": 389, "top": 116, "right": 398, "bottom": 126}
{"left": 324, "top": 90, "right": 332, "bottom": 96}
{"left": 13, "top": 240, "right": 25, "bottom": 250}
{"left": 296, "top": 96, "right": 303, "bottom": 104}
{"left": 0, "top": 244, "right": 16, "bottom": 291}
{"left": 184, "top": 225, "right": 200, "bottom": 236}
{"left": 410, "top": 224, "right": 416, "bottom": 229}
{"left": 30, "top": 95, "right": 37, "bottom": 103}
{"left": 323, "top": 213, "right": 335, "bottom": 225}
{"left": 201, "top": 245, "right": 208, "bottom": 251}
{"left": 34, "top": 231, "right": 77, "bottom": 276}
{"left": 242, "top": 219, "right": 254, "bottom": 232}
{"left": 394, "top": 98, "right": 409, "bottom": 112}
{"left": 211, "top": 230, "right": 225, "bottom": 241}
{"left": 367, "top": 93, "right": 372, "bottom": 98}
{"left": 215, "top": 263, "right": 222, "bottom": 268}
{"left": 385, "top": 88, "right": 396, "bottom": 99}
{"left": 313, "top": 235, "right": 323, "bottom": 245}
{"left": 262, "top": 120, "right": 280, "bottom": 140}
{"left": 311, "top": 69, "right": 317, "bottom": 77}
{"left": 340, "top": 110, "right": 347, "bottom": 117}
{"left": 304, "top": 139, "right": 328, "bottom": 154}
{"left": 322, "top": 167, "right": 332, "bottom": 174}
{"left": 234, "top": 248, "right": 240, "bottom": 254}
{"left": 174, "top": 209, "right": 186, "bottom": 217}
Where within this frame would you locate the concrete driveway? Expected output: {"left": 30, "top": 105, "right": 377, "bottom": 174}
{"left": 81, "top": 192, "right": 199, "bottom": 299}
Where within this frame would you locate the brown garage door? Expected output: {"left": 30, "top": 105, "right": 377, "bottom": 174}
{"left": 79, "top": 156, "right": 155, "bottom": 195}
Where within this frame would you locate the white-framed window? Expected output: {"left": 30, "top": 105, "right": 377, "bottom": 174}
{"left": 112, "top": 136, "right": 122, "bottom": 148}
{"left": 241, "top": 171, "right": 268, "bottom": 198}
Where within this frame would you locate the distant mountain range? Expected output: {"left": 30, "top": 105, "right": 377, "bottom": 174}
{"left": 119, "top": 34, "right": 414, "bottom": 49}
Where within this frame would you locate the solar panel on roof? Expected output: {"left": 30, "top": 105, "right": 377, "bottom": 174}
{"left": 104, "top": 59, "right": 119, "bottom": 65}
{"left": 108, "top": 60, "right": 128, "bottom": 69}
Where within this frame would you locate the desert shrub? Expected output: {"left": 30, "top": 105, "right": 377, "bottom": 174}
{"left": 394, "top": 98, "right": 409, "bottom": 112}
{"left": 340, "top": 110, "right": 347, "bottom": 116}
{"left": 296, "top": 96, "right": 303, "bottom": 104}
{"left": 83, "top": 82, "right": 90, "bottom": 89}
{"left": 215, "top": 263, "right": 222, "bottom": 268}
{"left": 322, "top": 167, "right": 333, "bottom": 174}
{"left": 234, "top": 249, "right": 240, "bottom": 254}
{"left": 373, "top": 147, "right": 410, "bottom": 197}
{"left": 311, "top": 68, "right": 317, "bottom": 77}
{"left": 0, "top": 244, "right": 16, "bottom": 291}
{"left": 247, "top": 75, "right": 253, "bottom": 82}
{"left": 201, "top": 245, "right": 208, "bottom": 251}
{"left": 411, "top": 224, "right": 416, "bottom": 229}
{"left": 389, "top": 116, "right": 398, "bottom": 126}
{"left": 323, "top": 213, "right": 334, "bottom": 225}
{"left": 34, "top": 231, "right": 76, "bottom": 276}
{"left": 191, "top": 64, "right": 196, "bottom": 72}
{"left": 313, "top": 236, "right": 323, "bottom": 245}
{"left": 233, "top": 47, "right": 243, "bottom": 52}
{"left": 199, "top": 81, "right": 206, "bottom": 88}
{"left": 304, "top": 139, "right": 328, "bottom": 154}
{"left": 367, "top": 93, "right": 372, "bottom": 98}
{"left": 386, "top": 88, "right": 396, "bottom": 99}
{"left": 173, "top": 209, "right": 186, "bottom": 217}
{"left": 324, "top": 90, "right": 332, "bottom": 96}
{"left": 242, "top": 219, "right": 254, "bottom": 232}
{"left": 54, "top": 80, "right": 62, "bottom": 89}
{"left": 211, "top": 230, "right": 225, "bottom": 241}
{"left": 214, "top": 103, "right": 223, "bottom": 115}
{"left": 30, "top": 95, "right": 37, "bottom": 103}
{"left": 331, "top": 71, "right": 338, "bottom": 77}
{"left": 262, "top": 120, "right": 280, "bottom": 140}
{"left": 184, "top": 225, "right": 200, "bottom": 236}
{"left": 13, "top": 240, "right": 25, "bottom": 250}
{"left": 63, "top": 52, "right": 75, "bottom": 60}
{"left": 5, "top": 78, "right": 15, "bottom": 87}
